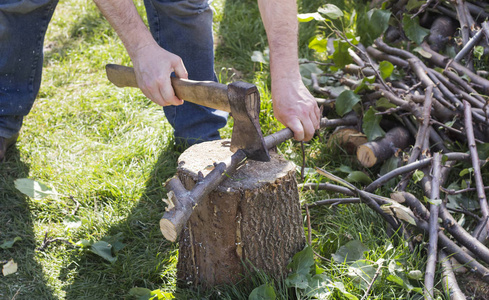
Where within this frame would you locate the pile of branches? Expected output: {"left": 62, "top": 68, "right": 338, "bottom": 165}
{"left": 302, "top": 1, "right": 489, "bottom": 299}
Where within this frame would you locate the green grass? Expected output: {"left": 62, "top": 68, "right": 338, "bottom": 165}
{"left": 0, "top": 0, "right": 430, "bottom": 299}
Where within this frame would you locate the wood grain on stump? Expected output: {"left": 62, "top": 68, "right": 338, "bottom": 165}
{"left": 175, "top": 140, "right": 305, "bottom": 288}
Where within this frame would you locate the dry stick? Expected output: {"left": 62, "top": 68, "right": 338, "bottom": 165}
{"left": 365, "top": 46, "right": 409, "bottom": 68}
{"left": 428, "top": 70, "right": 488, "bottom": 124}
{"left": 298, "top": 182, "right": 355, "bottom": 196}
{"left": 336, "top": 31, "right": 394, "bottom": 94}
{"left": 430, "top": 119, "right": 484, "bottom": 144}
{"left": 439, "top": 204, "right": 489, "bottom": 265}
{"left": 433, "top": 70, "right": 485, "bottom": 109}
{"left": 308, "top": 197, "right": 361, "bottom": 206}
{"left": 442, "top": 69, "right": 486, "bottom": 105}
{"left": 365, "top": 152, "right": 470, "bottom": 193}
{"left": 438, "top": 250, "right": 467, "bottom": 300}
{"left": 398, "top": 85, "right": 434, "bottom": 192}
{"left": 464, "top": 100, "right": 489, "bottom": 241}
{"left": 408, "top": 58, "right": 457, "bottom": 111}
{"left": 420, "top": 42, "right": 489, "bottom": 94}
{"left": 453, "top": 28, "right": 484, "bottom": 63}
{"left": 411, "top": 0, "right": 434, "bottom": 18}
{"left": 315, "top": 167, "right": 402, "bottom": 230}
{"left": 453, "top": 0, "right": 470, "bottom": 50}
{"left": 376, "top": 87, "right": 449, "bottom": 151}
{"left": 425, "top": 153, "right": 442, "bottom": 300}
{"left": 414, "top": 216, "right": 489, "bottom": 283}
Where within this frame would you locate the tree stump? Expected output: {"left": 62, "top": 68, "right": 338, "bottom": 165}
{"left": 174, "top": 140, "right": 305, "bottom": 288}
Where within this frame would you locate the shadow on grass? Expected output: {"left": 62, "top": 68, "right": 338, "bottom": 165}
{"left": 62, "top": 145, "right": 182, "bottom": 299}
{"left": 0, "top": 147, "right": 57, "bottom": 299}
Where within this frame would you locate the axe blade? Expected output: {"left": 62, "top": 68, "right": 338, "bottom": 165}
{"left": 228, "top": 81, "right": 270, "bottom": 162}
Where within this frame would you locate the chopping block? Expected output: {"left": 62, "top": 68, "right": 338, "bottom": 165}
{"left": 172, "top": 139, "right": 305, "bottom": 288}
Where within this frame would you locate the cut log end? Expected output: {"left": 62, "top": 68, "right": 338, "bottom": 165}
{"left": 160, "top": 218, "right": 177, "bottom": 242}
{"left": 357, "top": 144, "right": 377, "bottom": 167}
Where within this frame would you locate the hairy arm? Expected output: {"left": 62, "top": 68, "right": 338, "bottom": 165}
{"left": 93, "top": 0, "right": 186, "bottom": 106}
{"left": 257, "top": 0, "right": 320, "bottom": 141}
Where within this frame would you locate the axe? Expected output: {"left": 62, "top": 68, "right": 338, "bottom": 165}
{"left": 105, "top": 64, "right": 270, "bottom": 162}
{"left": 105, "top": 64, "right": 357, "bottom": 241}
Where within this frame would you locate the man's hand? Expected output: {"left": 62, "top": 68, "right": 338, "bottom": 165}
{"left": 131, "top": 42, "right": 188, "bottom": 107}
{"left": 93, "top": 0, "right": 186, "bottom": 107}
{"left": 258, "top": 0, "right": 321, "bottom": 141}
{"left": 272, "top": 76, "right": 321, "bottom": 141}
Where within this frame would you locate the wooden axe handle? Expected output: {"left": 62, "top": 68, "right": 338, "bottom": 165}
{"left": 105, "top": 64, "right": 231, "bottom": 112}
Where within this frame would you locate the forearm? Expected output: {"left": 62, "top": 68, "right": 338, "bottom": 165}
{"left": 92, "top": 0, "right": 156, "bottom": 59}
{"left": 257, "top": 0, "right": 301, "bottom": 81}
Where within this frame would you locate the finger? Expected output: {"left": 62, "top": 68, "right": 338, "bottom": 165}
{"left": 287, "top": 118, "right": 305, "bottom": 141}
{"left": 301, "top": 117, "right": 316, "bottom": 141}
{"left": 173, "top": 59, "right": 188, "bottom": 80}
{"left": 159, "top": 78, "right": 184, "bottom": 106}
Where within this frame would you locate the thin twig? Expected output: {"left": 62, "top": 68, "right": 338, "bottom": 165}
{"left": 361, "top": 262, "right": 383, "bottom": 300}
{"left": 464, "top": 100, "right": 489, "bottom": 240}
{"left": 70, "top": 195, "right": 80, "bottom": 215}
{"left": 424, "top": 153, "right": 441, "bottom": 300}
{"left": 305, "top": 204, "right": 312, "bottom": 246}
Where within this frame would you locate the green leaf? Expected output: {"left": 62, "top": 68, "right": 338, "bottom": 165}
{"left": 337, "top": 165, "right": 354, "bottom": 174}
{"left": 336, "top": 90, "right": 361, "bottom": 117}
{"left": 332, "top": 281, "right": 359, "bottom": 300}
{"left": 129, "top": 287, "right": 152, "bottom": 300}
{"left": 91, "top": 241, "right": 117, "bottom": 263}
{"left": 346, "top": 171, "right": 372, "bottom": 184}
{"left": 330, "top": 39, "right": 353, "bottom": 69}
{"left": 379, "top": 61, "right": 394, "bottom": 79}
{"left": 0, "top": 237, "right": 22, "bottom": 249}
{"left": 459, "top": 168, "right": 473, "bottom": 177}
{"left": 354, "top": 76, "right": 376, "bottom": 93}
{"left": 379, "top": 156, "right": 400, "bottom": 188}
{"left": 304, "top": 273, "right": 334, "bottom": 298}
{"left": 14, "top": 178, "right": 58, "bottom": 200}
{"left": 427, "top": 198, "right": 442, "bottom": 206}
{"left": 412, "top": 170, "right": 424, "bottom": 183}
{"left": 446, "top": 182, "right": 479, "bottom": 211}
{"left": 407, "top": 270, "right": 423, "bottom": 280}
{"left": 406, "top": 0, "right": 425, "bottom": 11}
{"left": 375, "top": 97, "right": 397, "bottom": 110}
{"left": 347, "top": 260, "right": 377, "bottom": 289}
{"left": 474, "top": 45, "right": 484, "bottom": 60}
{"left": 357, "top": 9, "right": 391, "bottom": 46}
{"left": 318, "top": 4, "right": 343, "bottom": 20}
{"left": 403, "top": 15, "right": 429, "bottom": 45}
{"left": 297, "top": 12, "right": 325, "bottom": 22}
{"left": 285, "top": 272, "right": 311, "bottom": 289}
{"left": 249, "top": 283, "right": 276, "bottom": 300}
{"left": 332, "top": 240, "right": 368, "bottom": 263}
{"left": 362, "top": 107, "right": 385, "bottom": 141}
{"left": 287, "top": 245, "right": 315, "bottom": 276}
{"left": 308, "top": 36, "right": 328, "bottom": 53}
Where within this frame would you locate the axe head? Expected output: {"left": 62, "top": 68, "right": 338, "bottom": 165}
{"left": 228, "top": 81, "right": 270, "bottom": 162}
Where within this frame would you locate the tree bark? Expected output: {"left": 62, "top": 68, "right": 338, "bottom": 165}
{"left": 175, "top": 140, "right": 305, "bottom": 288}
{"left": 356, "top": 127, "right": 412, "bottom": 167}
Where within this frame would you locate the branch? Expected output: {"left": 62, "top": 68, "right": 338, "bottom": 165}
{"left": 424, "top": 153, "right": 442, "bottom": 300}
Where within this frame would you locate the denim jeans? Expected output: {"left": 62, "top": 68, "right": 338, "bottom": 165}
{"left": 0, "top": 0, "right": 227, "bottom": 146}
{"left": 0, "top": 0, "right": 58, "bottom": 139}
{"left": 144, "top": 0, "right": 228, "bottom": 146}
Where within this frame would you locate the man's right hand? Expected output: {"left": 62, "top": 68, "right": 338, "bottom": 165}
{"left": 131, "top": 42, "right": 188, "bottom": 107}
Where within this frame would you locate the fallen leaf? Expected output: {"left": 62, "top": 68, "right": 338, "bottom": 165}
{"left": 2, "top": 259, "right": 18, "bottom": 276}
